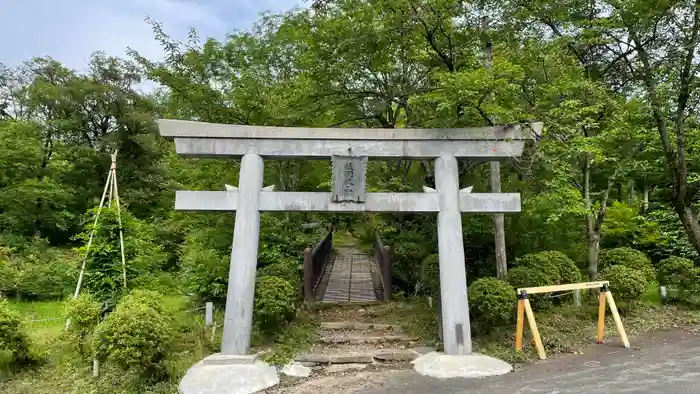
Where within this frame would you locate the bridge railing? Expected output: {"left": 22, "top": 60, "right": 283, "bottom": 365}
{"left": 373, "top": 232, "right": 392, "bottom": 302}
{"left": 303, "top": 227, "right": 333, "bottom": 302}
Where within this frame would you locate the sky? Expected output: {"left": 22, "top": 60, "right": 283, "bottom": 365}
{"left": 0, "top": 0, "right": 302, "bottom": 71}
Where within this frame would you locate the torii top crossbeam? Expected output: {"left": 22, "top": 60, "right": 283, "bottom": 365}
{"left": 157, "top": 119, "right": 541, "bottom": 159}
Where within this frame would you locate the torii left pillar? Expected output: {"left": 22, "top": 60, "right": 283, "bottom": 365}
{"left": 222, "top": 153, "right": 263, "bottom": 355}
{"left": 178, "top": 153, "right": 279, "bottom": 394}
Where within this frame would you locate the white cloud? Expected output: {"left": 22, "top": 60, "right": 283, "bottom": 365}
{"left": 0, "top": 0, "right": 301, "bottom": 70}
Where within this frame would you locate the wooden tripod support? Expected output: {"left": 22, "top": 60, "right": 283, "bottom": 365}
{"left": 514, "top": 281, "right": 630, "bottom": 360}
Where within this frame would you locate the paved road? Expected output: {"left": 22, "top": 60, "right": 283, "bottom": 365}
{"left": 284, "top": 329, "right": 700, "bottom": 394}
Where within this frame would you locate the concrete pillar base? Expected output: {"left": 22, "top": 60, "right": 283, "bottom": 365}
{"left": 412, "top": 352, "right": 512, "bottom": 379}
{"left": 179, "top": 354, "right": 278, "bottom": 394}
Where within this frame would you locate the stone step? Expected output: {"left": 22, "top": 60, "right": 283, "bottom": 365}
{"left": 295, "top": 348, "right": 423, "bottom": 365}
{"left": 318, "top": 334, "right": 418, "bottom": 344}
{"left": 321, "top": 322, "right": 403, "bottom": 331}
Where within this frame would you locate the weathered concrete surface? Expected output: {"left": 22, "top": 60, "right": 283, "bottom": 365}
{"left": 174, "top": 191, "right": 522, "bottom": 213}
{"left": 201, "top": 353, "right": 258, "bottom": 365}
{"left": 222, "top": 153, "right": 263, "bottom": 355}
{"left": 158, "top": 119, "right": 537, "bottom": 141}
{"left": 435, "top": 155, "right": 471, "bottom": 355}
{"left": 173, "top": 137, "right": 526, "bottom": 159}
{"left": 276, "top": 330, "right": 700, "bottom": 394}
{"left": 412, "top": 352, "right": 512, "bottom": 379}
{"left": 179, "top": 358, "right": 278, "bottom": 394}
{"left": 281, "top": 362, "right": 312, "bottom": 378}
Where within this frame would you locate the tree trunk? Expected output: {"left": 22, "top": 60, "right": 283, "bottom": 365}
{"left": 676, "top": 204, "right": 700, "bottom": 254}
{"left": 643, "top": 184, "right": 650, "bottom": 212}
{"left": 481, "top": 15, "right": 507, "bottom": 279}
{"left": 627, "top": 180, "right": 636, "bottom": 205}
{"left": 587, "top": 229, "right": 601, "bottom": 281}
{"left": 491, "top": 162, "right": 507, "bottom": 279}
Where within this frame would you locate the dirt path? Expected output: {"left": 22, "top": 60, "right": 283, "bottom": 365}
{"left": 274, "top": 328, "right": 700, "bottom": 394}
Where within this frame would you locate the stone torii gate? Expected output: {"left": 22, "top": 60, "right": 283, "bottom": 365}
{"left": 158, "top": 119, "right": 540, "bottom": 393}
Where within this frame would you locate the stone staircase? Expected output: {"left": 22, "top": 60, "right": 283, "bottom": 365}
{"left": 294, "top": 320, "right": 425, "bottom": 372}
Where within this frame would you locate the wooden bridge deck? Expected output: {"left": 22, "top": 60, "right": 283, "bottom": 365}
{"left": 319, "top": 246, "right": 378, "bottom": 303}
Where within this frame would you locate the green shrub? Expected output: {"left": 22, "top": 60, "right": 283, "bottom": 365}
{"left": 513, "top": 251, "right": 582, "bottom": 285}
{"left": 0, "top": 244, "right": 76, "bottom": 300}
{"left": 539, "top": 251, "right": 582, "bottom": 284}
{"left": 469, "top": 277, "right": 516, "bottom": 327}
{"left": 0, "top": 301, "right": 32, "bottom": 369}
{"left": 65, "top": 294, "right": 101, "bottom": 356}
{"left": 91, "top": 297, "right": 173, "bottom": 378}
{"left": 513, "top": 253, "right": 560, "bottom": 283}
{"left": 420, "top": 254, "right": 440, "bottom": 296}
{"left": 118, "top": 289, "right": 167, "bottom": 315}
{"left": 506, "top": 266, "right": 555, "bottom": 309}
{"left": 657, "top": 256, "right": 694, "bottom": 288}
{"left": 600, "top": 265, "right": 648, "bottom": 302}
{"left": 258, "top": 262, "right": 301, "bottom": 288}
{"left": 599, "top": 247, "right": 655, "bottom": 282}
{"left": 76, "top": 207, "right": 167, "bottom": 303}
{"left": 392, "top": 241, "right": 429, "bottom": 292}
{"left": 253, "top": 276, "right": 297, "bottom": 331}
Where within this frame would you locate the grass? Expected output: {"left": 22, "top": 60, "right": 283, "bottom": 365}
{"left": 7, "top": 300, "right": 66, "bottom": 347}
{"left": 0, "top": 296, "right": 214, "bottom": 394}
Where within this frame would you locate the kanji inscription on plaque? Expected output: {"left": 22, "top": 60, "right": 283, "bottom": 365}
{"left": 331, "top": 155, "right": 367, "bottom": 203}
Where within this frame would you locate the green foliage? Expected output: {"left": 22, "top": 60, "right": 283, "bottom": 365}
{"left": 253, "top": 276, "right": 297, "bottom": 331}
{"left": 91, "top": 294, "right": 173, "bottom": 379}
{"left": 387, "top": 229, "right": 431, "bottom": 294}
{"left": 258, "top": 262, "right": 301, "bottom": 289}
{"left": 599, "top": 247, "right": 655, "bottom": 282}
{"left": 0, "top": 301, "right": 32, "bottom": 369}
{"left": 512, "top": 253, "right": 561, "bottom": 284}
{"left": 506, "top": 266, "right": 555, "bottom": 309}
{"left": 65, "top": 294, "right": 101, "bottom": 356}
{"left": 644, "top": 206, "right": 699, "bottom": 262}
{"left": 657, "top": 257, "right": 695, "bottom": 288}
{"left": 75, "top": 207, "right": 166, "bottom": 303}
{"left": 118, "top": 290, "right": 168, "bottom": 315}
{"left": 601, "top": 202, "right": 662, "bottom": 251}
{"left": 179, "top": 213, "right": 312, "bottom": 303}
{"left": 0, "top": 238, "right": 76, "bottom": 300}
{"left": 540, "top": 251, "right": 582, "bottom": 284}
{"left": 468, "top": 278, "right": 516, "bottom": 327}
{"left": 600, "top": 266, "right": 648, "bottom": 302}
{"left": 419, "top": 254, "right": 440, "bottom": 296}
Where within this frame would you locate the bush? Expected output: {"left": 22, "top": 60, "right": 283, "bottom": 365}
{"left": 0, "top": 301, "right": 32, "bottom": 369}
{"left": 253, "top": 276, "right": 297, "bottom": 331}
{"left": 513, "top": 253, "right": 560, "bottom": 283}
{"left": 420, "top": 254, "right": 440, "bottom": 296}
{"left": 468, "top": 277, "right": 516, "bottom": 327}
{"left": 76, "top": 207, "right": 167, "bottom": 303}
{"left": 258, "top": 262, "right": 301, "bottom": 288}
{"left": 600, "top": 265, "right": 648, "bottom": 302}
{"left": 506, "top": 266, "right": 555, "bottom": 309}
{"left": 0, "top": 243, "right": 76, "bottom": 300}
{"left": 657, "top": 256, "right": 694, "bottom": 288}
{"left": 65, "top": 294, "right": 101, "bottom": 356}
{"left": 513, "top": 251, "right": 582, "bottom": 285}
{"left": 91, "top": 297, "right": 173, "bottom": 378}
{"left": 392, "top": 241, "right": 429, "bottom": 292}
{"left": 539, "top": 251, "right": 582, "bottom": 284}
{"left": 118, "top": 289, "right": 167, "bottom": 315}
{"left": 599, "top": 247, "right": 655, "bottom": 282}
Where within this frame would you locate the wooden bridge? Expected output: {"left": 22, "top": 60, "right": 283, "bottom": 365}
{"left": 303, "top": 228, "right": 392, "bottom": 304}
